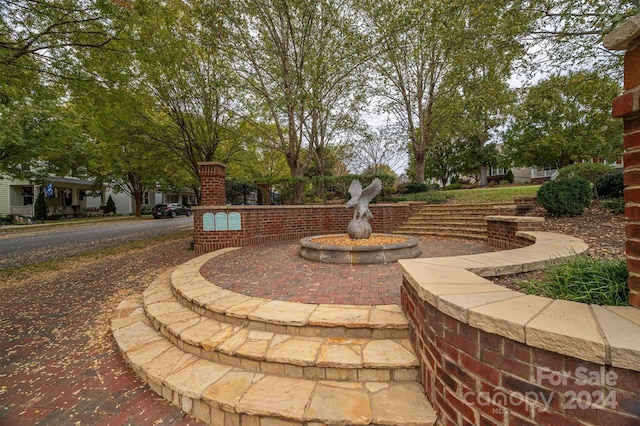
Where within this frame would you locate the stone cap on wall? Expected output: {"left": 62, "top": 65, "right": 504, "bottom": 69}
{"left": 399, "top": 231, "right": 640, "bottom": 371}
{"left": 604, "top": 14, "right": 640, "bottom": 50}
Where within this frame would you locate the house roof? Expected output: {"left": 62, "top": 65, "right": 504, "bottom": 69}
{"left": 46, "top": 177, "right": 100, "bottom": 186}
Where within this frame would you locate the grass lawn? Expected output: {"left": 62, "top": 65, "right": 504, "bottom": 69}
{"left": 443, "top": 185, "right": 541, "bottom": 204}
{"left": 392, "top": 184, "right": 541, "bottom": 204}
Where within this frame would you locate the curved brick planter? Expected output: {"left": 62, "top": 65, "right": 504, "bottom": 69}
{"left": 299, "top": 234, "right": 421, "bottom": 264}
{"left": 399, "top": 231, "right": 640, "bottom": 425}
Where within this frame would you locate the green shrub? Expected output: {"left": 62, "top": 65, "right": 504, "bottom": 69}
{"left": 504, "top": 169, "right": 514, "bottom": 184}
{"left": 537, "top": 177, "right": 591, "bottom": 217}
{"left": 520, "top": 255, "right": 628, "bottom": 306}
{"left": 105, "top": 195, "right": 117, "bottom": 214}
{"left": 34, "top": 191, "right": 47, "bottom": 222}
{"left": 603, "top": 198, "right": 624, "bottom": 214}
{"left": 557, "top": 163, "right": 614, "bottom": 184}
{"left": 405, "top": 181, "right": 439, "bottom": 194}
{"left": 445, "top": 183, "right": 462, "bottom": 190}
{"left": 595, "top": 172, "right": 623, "bottom": 199}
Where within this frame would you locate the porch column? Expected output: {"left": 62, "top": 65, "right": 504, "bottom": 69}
{"left": 606, "top": 14, "right": 640, "bottom": 307}
{"left": 198, "top": 162, "right": 226, "bottom": 206}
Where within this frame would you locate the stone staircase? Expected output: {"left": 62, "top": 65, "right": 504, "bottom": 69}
{"left": 395, "top": 203, "right": 507, "bottom": 240}
{"left": 111, "top": 250, "right": 436, "bottom": 425}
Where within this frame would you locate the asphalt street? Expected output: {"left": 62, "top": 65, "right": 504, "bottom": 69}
{"left": 0, "top": 216, "right": 193, "bottom": 270}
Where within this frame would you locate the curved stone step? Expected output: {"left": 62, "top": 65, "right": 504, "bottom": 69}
{"left": 398, "top": 224, "right": 486, "bottom": 232}
{"left": 395, "top": 203, "right": 501, "bottom": 242}
{"left": 144, "top": 275, "right": 419, "bottom": 382}
{"left": 395, "top": 228, "right": 487, "bottom": 240}
{"left": 111, "top": 296, "right": 436, "bottom": 426}
{"left": 169, "top": 254, "right": 410, "bottom": 339}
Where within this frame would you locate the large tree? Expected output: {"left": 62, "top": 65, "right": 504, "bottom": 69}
{"left": 363, "top": 0, "right": 532, "bottom": 184}
{"left": 0, "top": 0, "right": 125, "bottom": 178}
{"left": 130, "top": 0, "right": 242, "bottom": 205}
{"left": 523, "top": 0, "right": 638, "bottom": 77}
{"left": 446, "top": 2, "right": 528, "bottom": 186}
{"left": 226, "top": 0, "right": 367, "bottom": 204}
{"left": 503, "top": 70, "right": 623, "bottom": 169}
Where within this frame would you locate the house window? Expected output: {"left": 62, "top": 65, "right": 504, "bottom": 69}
{"left": 21, "top": 187, "right": 34, "bottom": 206}
{"left": 143, "top": 191, "right": 150, "bottom": 205}
{"left": 490, "top": 167, "right": 505, "bottom": 176}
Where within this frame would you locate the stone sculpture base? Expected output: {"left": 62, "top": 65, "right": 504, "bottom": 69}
{"left": 299, "top": 234, "right": 421, "bottom": 264}
{"left": 347, "top": 219, "right": 372, "bottom": 239}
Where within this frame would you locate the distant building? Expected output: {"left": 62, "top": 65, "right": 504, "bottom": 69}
{"left": 0, "top": 175, "right": 196, "bottom": 219}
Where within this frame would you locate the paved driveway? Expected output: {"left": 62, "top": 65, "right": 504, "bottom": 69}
{"left": 0, "top": 216, "right": 192, "bottom": 270}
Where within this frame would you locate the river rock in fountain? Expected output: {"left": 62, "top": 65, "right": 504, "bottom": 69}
{"left": 347, "top": 219, "right": 372, "bottom": 239}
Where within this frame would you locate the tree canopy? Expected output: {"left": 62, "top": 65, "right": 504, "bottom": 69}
{"left": 503, "top": 70, "right": 623, "bottom": 169}
{"left": 0, "top": 0, "right": 635, "bottom": 203}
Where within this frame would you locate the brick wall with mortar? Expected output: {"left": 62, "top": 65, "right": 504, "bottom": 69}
{"left": 198, "top": 162, "right": 227, "bottom": 206}
{"left": 192, "top": 204, "right": 422, "bottom": 254}
{"left": 486, "top": 216, "right": 545, "bottom": 250}
{"left": 401, "top": 283, "right": 640, "bottom": 426}
{"left": 194, "top": 162, "right": 422, "bottom": 254}
{"left": 606, "top": 14, "right": 640, "bottom": 308}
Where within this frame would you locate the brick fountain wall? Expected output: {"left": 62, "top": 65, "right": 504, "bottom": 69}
{"left": 192, "top": 162, "right": 422, "bottom": 254}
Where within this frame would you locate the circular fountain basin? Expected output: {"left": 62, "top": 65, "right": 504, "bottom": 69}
{"left": 299, "top": 234, "right": 421, "bottom": 264}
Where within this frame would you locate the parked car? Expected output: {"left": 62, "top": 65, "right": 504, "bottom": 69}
{"left": 151, "top": 203, "right": 192, "bottom": 219}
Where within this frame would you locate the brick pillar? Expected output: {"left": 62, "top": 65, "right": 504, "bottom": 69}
{"left": 605, "top": 14, "right": 640, "bottom": 307}
{"left": 198, "top": 162, "right": 226, "bottom": 206}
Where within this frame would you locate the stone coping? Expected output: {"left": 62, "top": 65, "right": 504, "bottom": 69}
{"left": 171, "top": 250, "right": 410, "bottom": 336}
{"left": 485, "top": 215, "right": 545, "bottom": 224}
{"left": 112, "top": 297, "right": 436, "bottom": 425}
{"left": 299, "top": 234, "right": 421, "bottom": 264}
{"left": 604, "top": 14, "right": 640, "bottom": 50}
{"left": 399, "top": 231, "right": 640, "bottom": 371}
{"left": 143, "top": 273, "right": 420, "bottom": 381}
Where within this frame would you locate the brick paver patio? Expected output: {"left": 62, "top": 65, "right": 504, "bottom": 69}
{"left": 0, "top": 237, "right": 491, "bottom": 425}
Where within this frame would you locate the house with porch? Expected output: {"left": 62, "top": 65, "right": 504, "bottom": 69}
{"left": 0, "top": 175, "right": 196, "bottom": 220}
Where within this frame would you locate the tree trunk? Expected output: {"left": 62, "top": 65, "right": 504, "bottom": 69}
{"left": 414, "top": 153, "right": 426, "bottom": 184}
{"left": 479, "top": 165, "right": 488, "bottom": 187}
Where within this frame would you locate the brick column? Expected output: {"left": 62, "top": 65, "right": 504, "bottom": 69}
{"left": 605, "top": 14, "right": 640, "bottom": 307}
{"left": 198, "top": 162, "right": 226, "bottom": 206}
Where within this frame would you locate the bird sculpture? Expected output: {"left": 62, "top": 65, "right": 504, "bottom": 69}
{"left": 346, "top": 178, "right": 382, "bottom": 221}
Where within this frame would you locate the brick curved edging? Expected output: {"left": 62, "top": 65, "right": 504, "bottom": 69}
{"left": 399, "top": 231, "right": 640, "bottom": 425}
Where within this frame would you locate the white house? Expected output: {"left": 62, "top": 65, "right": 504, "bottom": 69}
{"left": 0, "top": 175, "right": 195, "bottom": 219}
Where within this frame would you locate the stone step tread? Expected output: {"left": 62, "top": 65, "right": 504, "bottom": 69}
{"left": 167, "top": 260, "right": 409, "bottom": 338}
{"left": 405, "top": 215, "right": 487, "bottom": 221}
{"left": 396, "top": 229, "right": 487, "bottom": 236}
{"left": 399, "top": 223, "right": 486, "bottom": 230}
{"left": 111, "top": 297, "right": 436, "bottom": 426}
{"left": 396, "top": 225, "right": 487, "bottom": 232}
{"left": 414, "top": 208, "right": 498, "bottom": 214}
{"left": 144, "top": 277, "right": 420, "bottom": 377}
{"left": 395, "top": 229, "right": 486, "bottom": 240}
{"left": 420, "top": 211, "right": 496, "bottom": 214}
{"left": 409, "top": 214, "right": 490, "bottom": 220}
{"left": 405, "top": 214, "right": 488, "bottom": 220}
{"left": 417, "top": 203, "right": 504, "bottom": 208}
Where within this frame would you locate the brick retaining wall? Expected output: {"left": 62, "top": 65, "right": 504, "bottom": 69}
{"left": 401, "top": 283, "right": 640, "bottom": 426}
{"left": 486, "top": 216, "right": 545, "bottom": 250}
{"left": 192, "top": 203, "right": 423, "bottom": 254}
